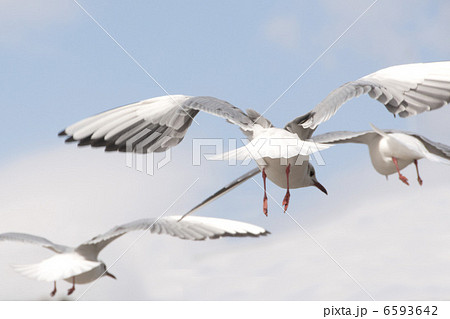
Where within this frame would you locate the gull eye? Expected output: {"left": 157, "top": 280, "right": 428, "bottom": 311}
{"left": 309, "top": 170, "right": 314, "bottom": 177}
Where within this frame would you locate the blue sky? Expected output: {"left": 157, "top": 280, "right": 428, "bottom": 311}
{"left": 3, "top": 0, "right": 449, "bottom": 162}
{"left": 1, "top": 0, "right": 450, "bottom": 300}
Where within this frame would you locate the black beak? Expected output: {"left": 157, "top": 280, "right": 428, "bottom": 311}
{"left": 314, "top": 180, "right": 328, "bottom": 195}
{"left": 105, "top": 271, "right": 117, "bottom": 280}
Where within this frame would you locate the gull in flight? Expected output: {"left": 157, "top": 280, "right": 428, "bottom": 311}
{"left": 180, "top": 126, "right": 450, "bottom": 217}
{"left": 312, "top": 124, "right": 450, "bottom": 185}
{"left": 0, "top": 216, "right": 268, "bottom": 297}
{"left": 59, "top": 61, "right": 450, "bottom": 215}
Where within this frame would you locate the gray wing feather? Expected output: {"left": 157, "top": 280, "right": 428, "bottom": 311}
{"left": 286, "top": 62, "right": 450, "bottom": 132}
{"left": 312, "top": 130, "right": 377, "bottom": 144}
{"left": 184, "top": 96, "right": 253, "bottom": 128}
{"left": 77, "top": 215, "right": 269, "bottom": 256}
{"left": 0, "top": 232, "right": 69, "bottom": 253}
{"left": 284, "top": 82, "right": 374, "bottom": 136}
{"left": 242, "top": 109, "right": 272, "bottom": 139}
{"left": 59, "top": 95, "right": 254, "bottom": 154}
{"left": 313, "top": 129, "right": 450, "bottom": 160}
{"left": 179, "top": 167, "right": 261, "bottom": 220}
{"left": 284, "top": 112, "right": 317, "bottom": 139}
{"left": 75, "top": 218, "right": 159, "bottom": 257}
{"left": 411, "top": 134, "right": 450, "bottom": 159}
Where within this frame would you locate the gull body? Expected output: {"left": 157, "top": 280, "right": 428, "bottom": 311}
{"left": 0, "top": 216, "right": 269, "bottom": 297}
{"left": 244, "top": 127, "right": 318, "bottom": 189}
{"left": 60, "top": 61, "right": 450, "bottom": 214}
{"left": 212, "top": 126, "right": 326, "bottom": 189}
{"left": 2, "top": 235, "right": 113, "bottom": 297}
{"left": 261, "top": 157, "right": 306, "bottom": 188}
{"left": 371, "top": 132, "right": 426, "bottom": 175}
{"left": 313, "top": 125, "right": 450, "bottom": 185}
{"left": 62, "top": 263, "right": 109, "bottom": 285}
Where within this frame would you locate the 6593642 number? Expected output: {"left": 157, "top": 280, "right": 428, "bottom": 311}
{"left": 383, "top": 306, "right": 437, "bottom": 316}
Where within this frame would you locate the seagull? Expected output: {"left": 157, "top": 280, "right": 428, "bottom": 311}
{"left": 59, "top": 97, "right": 329, "bottom": 216}
{"left": 0, "top": 216, "right": 269, "bottom": 297}
{"left": 312, "top": 124, "right": 450, "bottom": 185}
{"left": 59, "top": 61, "right": 450, "bottom": 215}
{"left": 181, "top": 127, "right": 450, "bottom": 215}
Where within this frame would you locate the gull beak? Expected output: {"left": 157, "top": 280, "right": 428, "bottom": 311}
{"left": 105, "top": 271, "right": 117, "bottom": 280}
{"left": 313, "top": 180, "right": 328, "bottom": 195}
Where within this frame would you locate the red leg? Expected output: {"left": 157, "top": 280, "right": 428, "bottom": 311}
{"left": 414, "top": 159, "right": 423, "bottom": 186}
{"left": 282, "top": 164, "right": 291, "bottom": 212}
{"left": 392, "top": 157, "right": 409, "bottom": 185}
{"left": 67, "top": 277, "right": 76, "bottom": 295}
{"left": 262, "top": 168, "right": 268, "bottom": 216}
{"left": 50, "top": 281, "right": 57, "bottom": 297}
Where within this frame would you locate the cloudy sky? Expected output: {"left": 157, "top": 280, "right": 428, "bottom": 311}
{"left": 1, "top": 0, "right": 449, "bottom": 300}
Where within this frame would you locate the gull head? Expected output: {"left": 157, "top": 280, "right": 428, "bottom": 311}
{"left": 306, "top": 163, "right": 327, "bottom": 195}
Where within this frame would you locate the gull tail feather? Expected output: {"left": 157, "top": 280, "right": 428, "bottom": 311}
{"left": 370, "top": 123, "right": 390, "bottom": 138}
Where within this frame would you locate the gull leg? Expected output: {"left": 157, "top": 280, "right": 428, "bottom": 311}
{"left": 282, "top": 164, "right": 291, "bottom": 212}
{"left": 262, "top": 168, "right": 268, "bottom": 216}
{"left": 392, "top": 157, "right": 409, "bottom": 185}
{"left": 50, "top": 281, "right": 57, "bottom": 297}
{"left": 67, "top": 277, "right": 76, "bottom": 295}
{"left": 414, "top": 159, "right": 423, "bottom": 186}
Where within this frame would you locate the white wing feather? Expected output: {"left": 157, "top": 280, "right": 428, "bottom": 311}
{"left": 80, "top": 215, "right": 269, "bottom": 255}
{"left": 288, "top": 61, "right": 450, "bottom": 130}
{"left": 0, "top": 232, "right": 68, "bottom": 253}
{"left": 60, "top": 95, "right": 254, "bottom": 153}
{"left": 12, "top": 253, "right": 100, "bottom": 282}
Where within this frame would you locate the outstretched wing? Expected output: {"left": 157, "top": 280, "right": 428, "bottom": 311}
{"left": 179, "top": 168, "right": 261, "bottom": 220}
{"left": 287, "top": 61, "right": 450, "bottom": 132}
{"left": 0, "top": 232, "right": 69, "bottom": 254}
{"left": 12, "top": 253, "right": 101, "bottom": 282}
{"left": 312, "top": 130, "right": 379, "bottom": 145}
{"left": 77, "top": 215, "right": 269, "bottom": 258}
{"left": 313, "top": 129, "right": 450, "bottom": 162}
{"left": 410, "top": 134, "right": 450, "bottom": 162}
{"left": 59, "top": 95, "right": 254, "bottom": 153}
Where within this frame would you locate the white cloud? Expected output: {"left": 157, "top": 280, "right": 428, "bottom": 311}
{"left": 0, "top": 0, "right": 76, "bottom": 47}
{"left": 264, "top": 16, "right": 301, "bottom": 50}
{"left": 0, "top": 144, "right": 449, "bottom": 300}
{"left": 318, "top": 0, "right": 450, "bottom": 64}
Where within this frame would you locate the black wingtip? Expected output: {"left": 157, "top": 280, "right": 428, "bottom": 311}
{"left": 58, "top": 130, "right": 67, "bottom": 137}
{"left": 77, "top": 136, "right": 94, "bottom": 146}
{"left": 65, "top": 137, "right": 76, "bottom": 143}
{"left": 105, "top": 144, "right": 120, "bottom": 152}
{"left": 90, "top": 139, "right": 108, "bottom": 147}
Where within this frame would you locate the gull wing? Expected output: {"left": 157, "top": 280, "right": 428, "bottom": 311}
{"left": 0, "top": 232, "right": 69, "bottom": 254}
{"left": 77, "top": 215, "right": 269, "bottom": 259}
{"left": 313, "top": 129, "right": 450, "bottom": 164}
{"left": 179, "top": 168, "right": 260, "bottom": 220}
{"left": 410, "top": 134, "right": 450, "bottom": 164}
{"left": 286, "top": 61, "right": 450, "bottom": 133}
{"left": 312, "top": 130, "right": 378, "bottom": 145}
{"left": 59, "top": 95, "right": 254, "bottom": 153}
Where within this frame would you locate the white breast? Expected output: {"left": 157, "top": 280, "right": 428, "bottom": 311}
{"left": 64, "top": 264, "right": 105, "bottom": 284}
{"left": 257, "top": 156, "right": 309, "bottom": 189}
